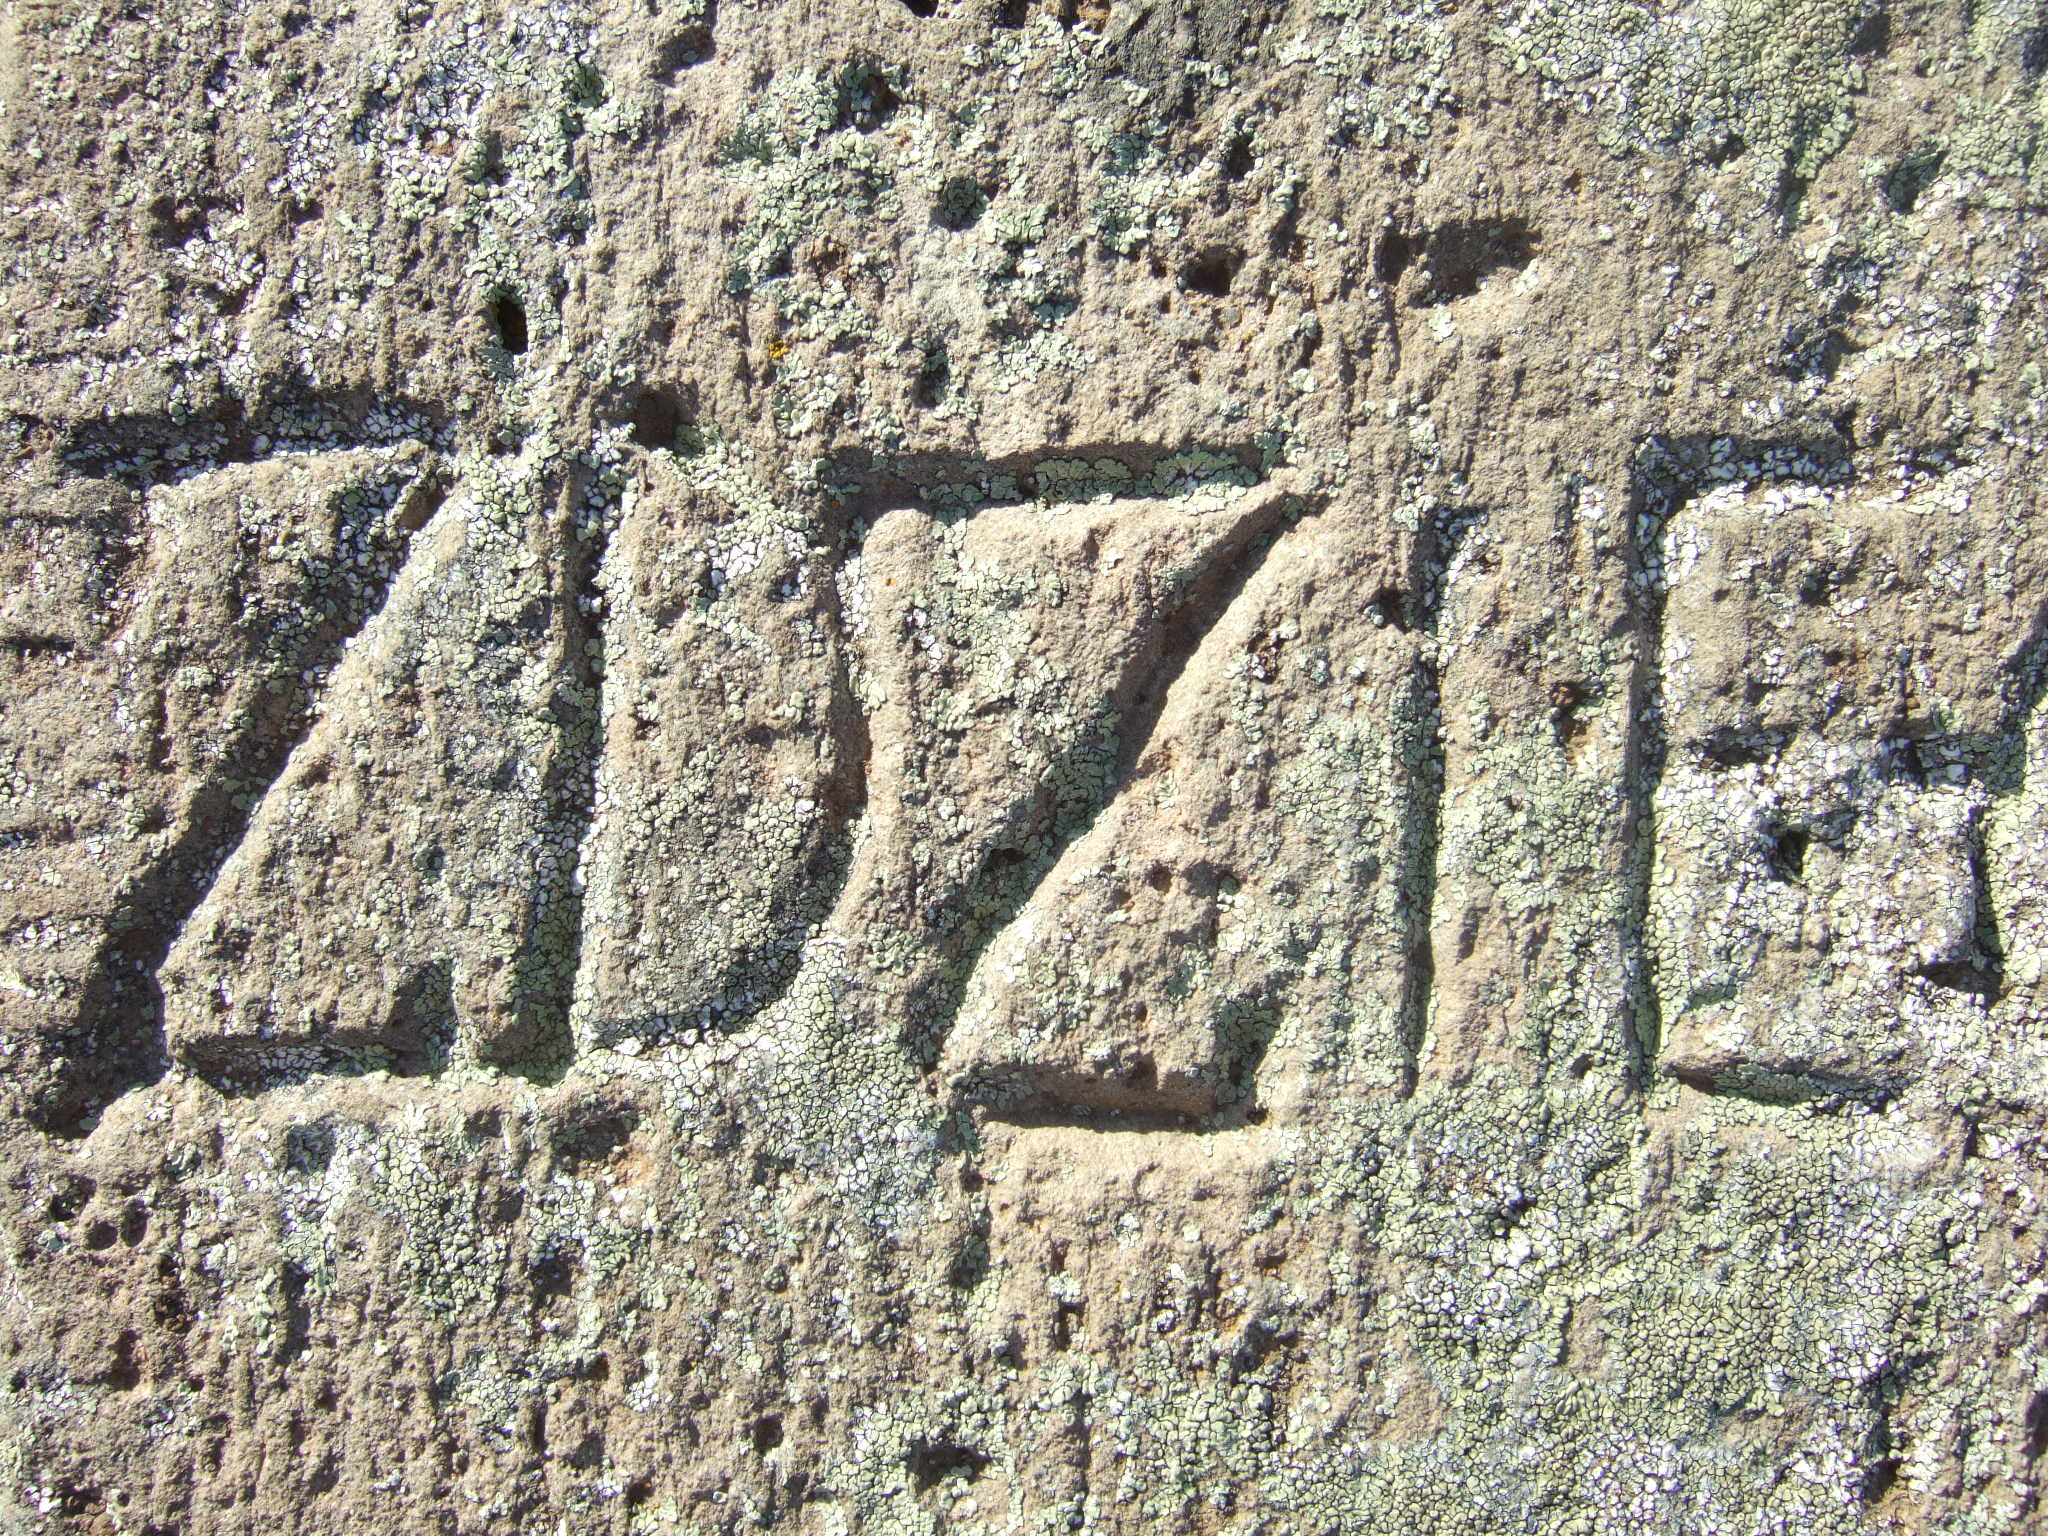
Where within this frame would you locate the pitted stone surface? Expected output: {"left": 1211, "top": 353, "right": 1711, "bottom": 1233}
{"left": 2, "top": 1, "right": 2047, "bottom": 1532}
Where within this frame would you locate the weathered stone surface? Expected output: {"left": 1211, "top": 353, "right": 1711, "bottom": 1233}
{"left": 2, "top": 0, "right": 2047, "bottom": 1531}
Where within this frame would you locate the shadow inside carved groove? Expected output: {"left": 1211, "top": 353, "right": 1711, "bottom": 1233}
{"left": 1377, "top": 219, "right": 1540, "bottom": 307}
{"left": 1661, "top": 1058, "right": 1902, "bottom": 1108}
{"left": 977, "top": 1045, "right": 1280, "bottom": 1133}
{"left": 583, "top": 666, "right": 870, "bottom": 1053}
{"left": 1385, "top": 504, "right": 1475, "bottom": 1089}
{"left": 59, "top": 394, "right": 447, "bottom": 490}
{"left": 499, "top": 465, "right": 615, "bottom": 1083}
{"left": 981, "top": 1100, "right": 1273, "bottom": 1134}
{"left": 180, "top": 1019, "right": 451, "bottom": 1096}
{"left": 816, "top": 439, "right": 1271, "bottom": 518}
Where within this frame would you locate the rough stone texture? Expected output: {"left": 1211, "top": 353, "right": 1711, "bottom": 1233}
{"left": 1, "top": 0, "right": 2046, "bottom": 1530}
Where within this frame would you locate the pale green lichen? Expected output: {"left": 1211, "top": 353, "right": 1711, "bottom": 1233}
{"left": 1501, "top": 0, "right": 1883, "bottom": 197}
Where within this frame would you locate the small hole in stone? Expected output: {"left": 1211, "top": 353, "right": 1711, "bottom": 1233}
{"left": 916, "top": 344, "right": 950, "bottom": 407}
{"left": 908, "top": 1438, "right": 989, "bottom": 1490}
{"left": 751, "top": 1415, "right": 784, "bottom": 1454}
{"left": 994, "top": 0, "right": 1029, "bottom": 24}
{"left": 46, "top": 1178, "right": 94, "bottom": 1223}
{"left": 1369, "top": 586, "right": 1411, "bottom": 632}
{"left": 1550, "top": 680, "right": 1590, "bottom": 751}
{"left": 530, "top": 1251, "right": 576, "bottom": 1304}
{"left": 902, "top": 0, "right": 938, "bottom": 13}
{"left": 1885, "top": 142, "right": 1946, "bottom": 213}
{"left": 1051, "top": 1302, "right": 1081, "bottom": 1350}
{"left": 490, "top": 294, "right": 529, "bottom": 354}
{"left": 1847, "top": 9, "right": 1890, "bottom": 55}
{"left": 835, "top": 64, "right": 901, "bottom": 131}
{"left": 933, "top": 174, "right": 987, "bottom": 231}
{"left": 1707, "top": 133, "right": 1747, "bottom": 168}
{"left": 1702, "top": 732, "right": 1783, "bottom": 769}
{"left": 551, "top": 1109, "right": 637, "bottom": 1168}
{"left": 104, "top": 1333, "right": 141, "bottom": 1393}
{"left": 1180, "top": 245, "right": 1241, "bottom": 298}
{"left": 655, "top": 14, "right": 715, "bottom": 79}
{"left": 83, "top": 1220, "right": 118, "bottom": 1251}
{"left": 286, "top": 1122, "right": 335, "bottom": 1175}
{"left": 1223, "top": 130, "right": 1255, "bottom": 181}
{"left": 1768, "top": 826, "right": 1809, "bottom": 884}
{"left": 630, "top": 388, "right": 685, "bottom": 449}
{"left": 1919, "top": 958, "right": 2005, "bottom": 1002}
{"left": 1376, "top": 230, "right": 1416, "bottom": 285}
{"left": 148, "top": 195, "right": 213, "bottom": 247}
{"left": 947, "top": 1238, "right": 987, "bottom": 1290}
{"left": 1414, "top": 217, "right": 1538, "bottom": 305}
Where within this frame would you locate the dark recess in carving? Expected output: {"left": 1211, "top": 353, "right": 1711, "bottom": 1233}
{"left": 909, "top": 1439, "right": 989, "bottom": 1489}
{"left": 1180, "top": 244, "right": 1242, "bottom": 297}
{"left": 654, "top": 1, "right": 718, "bottom": 77}
{"left": 1411, "top": 217, "right": 1538, "bottom": 305}
{"left": 491, "top": 293, "right": 529, "bottom": 354}
{"left": 629, "top": 386, "right": 690, "bottom": 450}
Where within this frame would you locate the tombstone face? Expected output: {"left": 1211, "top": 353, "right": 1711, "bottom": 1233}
{"left": 8, "top": 2, "right": 2048, "bottom": 1532}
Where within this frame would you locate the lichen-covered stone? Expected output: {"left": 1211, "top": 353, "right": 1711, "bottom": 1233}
{"left": 1, "top": 0, "right": 2045, "bottom": 1532}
